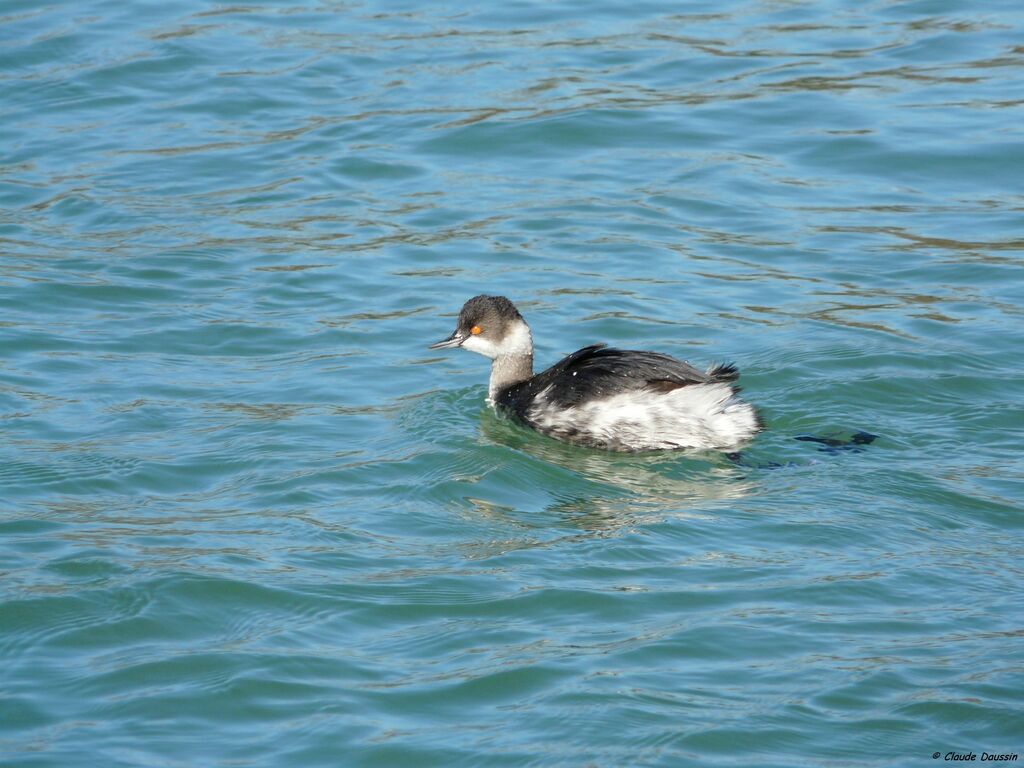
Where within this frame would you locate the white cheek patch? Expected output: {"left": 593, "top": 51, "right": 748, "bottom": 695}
{"left": 461, "top": 334, "right": 500, "bottom": 359}
{"left": 461, "top": 320, "right": 533, "bottom": 360}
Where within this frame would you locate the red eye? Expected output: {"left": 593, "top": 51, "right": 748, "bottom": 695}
{"left": 470, "top": 325, "right": 482, "bottom": 335}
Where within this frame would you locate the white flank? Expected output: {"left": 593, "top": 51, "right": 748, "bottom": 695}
{"left": 526, "top": 382, "right": 759, "bottom": 451}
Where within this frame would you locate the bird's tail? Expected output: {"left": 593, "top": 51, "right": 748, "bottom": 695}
{"left": 706, "top": 362, "right": 740, "bottom": 383}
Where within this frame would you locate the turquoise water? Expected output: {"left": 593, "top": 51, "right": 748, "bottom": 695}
{"left": 2, "top": 0, "right": 1023, "bottom": 765}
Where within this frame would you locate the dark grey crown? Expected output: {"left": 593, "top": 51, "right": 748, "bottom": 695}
{"left": 456, "top": 295, "right": 524, "bottom": 338}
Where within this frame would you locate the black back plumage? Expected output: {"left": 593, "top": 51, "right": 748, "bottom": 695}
{"left": 497, "top": 343, "right": 739, "bottom": 417}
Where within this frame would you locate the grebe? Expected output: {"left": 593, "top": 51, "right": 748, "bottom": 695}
{"left": 430, "top": 295, "right": 761, "bottom": 452}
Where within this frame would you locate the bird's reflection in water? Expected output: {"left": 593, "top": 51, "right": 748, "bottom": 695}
{"left": 476, "top": 408, "right": 757, "bottom": 533}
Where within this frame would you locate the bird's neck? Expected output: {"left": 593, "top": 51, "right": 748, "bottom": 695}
{"left": 488, "top": 354, "right": 533, "bottom": 402}
{"left": 487, "top": 320, "right": 534, "bottom": 402}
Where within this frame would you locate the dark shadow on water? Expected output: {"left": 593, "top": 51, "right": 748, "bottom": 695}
{"left": 794, "top": 430, "right": 878, "bottom": 453}
{"left": 727, "top": 431, "right": 879, "bottom": 469}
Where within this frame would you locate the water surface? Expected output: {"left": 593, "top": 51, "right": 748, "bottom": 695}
{"left": 2, "top": 0, "right": 1023, "bottom": 765}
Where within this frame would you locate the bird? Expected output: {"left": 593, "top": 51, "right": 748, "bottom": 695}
{"left": 429, "top": 295, "right": 761, "bottom": 452}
